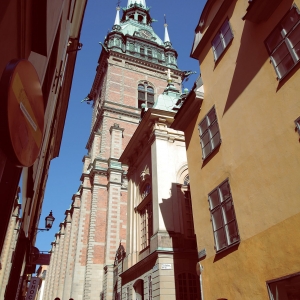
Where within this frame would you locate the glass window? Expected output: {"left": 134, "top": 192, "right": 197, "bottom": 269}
{"left": 212, "top": 19, "right": 233, "bottom": 61}
{"left": 198, "top": 106, "right": 221, "bottom": 160}
{"left": 208, "top": 179, "right": 240, "bottom": 252}
{"left": 265, "top": 6, "right": 300, "bottom": 79}
{"left": 138, "top": 83, "right": 155, "bottom": 109}
{"left": 140, "top": 201, "right": 153, "bottom": 250}
{"left": 267, "top": 273, "right": 300, "bottom": 300}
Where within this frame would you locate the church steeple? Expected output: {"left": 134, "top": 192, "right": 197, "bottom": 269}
{"left": 114, "top": 6, "right": 120, "bottom": 26}
{"left": 164, "top": 14, "right": 172, "bottom": 49}
{"left": 103, "top": 1, "right": 179, "bottom": 70}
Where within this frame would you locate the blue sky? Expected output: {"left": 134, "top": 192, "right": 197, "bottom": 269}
{"left": 36, "top": 0, "right": 206, "bottom": 252}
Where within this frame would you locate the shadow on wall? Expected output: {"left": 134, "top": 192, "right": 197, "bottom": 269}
{"left": 159, "top": 182, "right": 201, "bottom": 300}
{"left": 222, "top": 0, "right": 294, "bottom": 116}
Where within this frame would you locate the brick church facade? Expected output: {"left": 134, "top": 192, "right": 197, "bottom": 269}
{"left": 43, "top": 1, "right": 184, "bottom": 299}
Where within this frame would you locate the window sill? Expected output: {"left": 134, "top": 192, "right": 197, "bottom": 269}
{"left": 276, "top": 58, "right": 300, "bottom": 82}
{"left": 215, "top": 239, "right": 240, "bottom": 254}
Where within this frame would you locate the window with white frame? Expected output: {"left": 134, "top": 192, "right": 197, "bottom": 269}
{"left": 198, "top": 106, "right": 221, "bottom": 159}
{"left": 295, "top": 117, "right": 300, "bottom": 135}
{"left": 265, "top": 6, "right": 300, "bottom": 79}
{"left": 267, "top": 272, "right": 300, "bottom": 300}
{"left": 148, "top": 275, "right": 152, "bottom": 300}
{"left": 212, "top": 18, "right": 233, "bottom": 61}
{"left": 208, "top": 179, "right": 239, "bottom": 252}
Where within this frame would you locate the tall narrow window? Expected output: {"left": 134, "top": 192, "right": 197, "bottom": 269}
{"left": 198, "top": 106, "right": 221, "bottom": 159}
{"left": 212, "top": 19, "right": 233, "bottom": 61}
{"left": 148, "top": 275, "right": 152, "bottom": 300}
{"left": 138, "top": 82, "right": 155, "bottom": 109}
{"left": 138, "top": 182, "right": 153, "bottom": 251}
{"left": 140, "top": 201, "right": 153, "bottom": 250}
{"left": 265, "top": 6, "right": 300, "bottom": 79}
{"left": 208, "top": 179, "right": 239, "bottom": 252}
{"left": 140, "top": 47, "right": 145, "bottom": 56}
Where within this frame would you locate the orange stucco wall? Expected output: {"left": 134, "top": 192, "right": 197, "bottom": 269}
{"left": 186, "top": 0, "right": 300, "bottom": 299}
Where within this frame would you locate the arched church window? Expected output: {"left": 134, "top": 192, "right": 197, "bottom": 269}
{"left": 138, "top": 82, "right": 155, "bottom": 109}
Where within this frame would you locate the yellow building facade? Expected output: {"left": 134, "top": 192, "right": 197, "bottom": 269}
{"left": 172, "top": 0, "right": 300, "bottom": 299}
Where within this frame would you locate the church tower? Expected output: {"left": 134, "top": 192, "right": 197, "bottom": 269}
{"left": 43, "top": 1, "right": 184, "bottom": 300}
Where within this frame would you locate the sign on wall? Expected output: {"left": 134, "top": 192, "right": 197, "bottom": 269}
{"left": 25, "top": 277, "right": 41, "bottom": 300}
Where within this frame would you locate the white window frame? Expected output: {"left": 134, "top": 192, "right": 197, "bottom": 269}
{"left": 198, "top": 106, "right": 221, "bottom": 160}
{"left": 265, "top": 5, "right": 300, "bottom": 79}
{"left": 211, "top": 18, "right": 234, "bottom": 61}
{"left": 208, "top": 179, "right": 240, "bottom": 252}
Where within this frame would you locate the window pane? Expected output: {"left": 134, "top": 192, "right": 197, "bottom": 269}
{"left": 209, "top": 121, "right": 219, "bottom": 138}
{"left": 213, "top": 42, "right": 224, "bottom": 60}
{"left": 207, "top": 108, "right": 216, "bottom": 125}
{"left": 225, "top": 221, "right": 239, "bottom": 245}
{"left": 276, "top": 52, "right": 295, "bottom": 78}
{"left": 138, "top": 84, "right": 145, "bottom": 91}
{"left": 202, "top": 143, "right": 211, "bottom": 158}
{"left": 209, "top": 189, "right": 219, "bottom": 209}
{"left": 266, "top": 27, "right": 283, "bottom": 53}
{"left": 272, "top": 42, "right": 290, "bottom": 65}
{"left": 211, "top": 131, "right": 221, "bottom": 150}
{"left": 223, "top": 27, "right": 233, "bottom": 47}
{"left": 221, "top": 200, "right": 235, "bottom": 224}
{"left": 288, "top": 23, "right": 300, "bottom": 59}
{"left": 199, "top": 118, "right": 208, "bottom": 134}
{"left": 138, "top": 91, "right": 145, "bottom": 100}
{"left": 201, "top": 131, "right": 210, "bottom": 147}
{"left": 219, "top": 181, "right": 231, "bottom": 202}
{"left": 147, "top": 86, "right": 154, "bottom": 93}
{"left": 211, "top": 208, "right": 223, "bottom": 230}
{"left": 214, "top": 227, "right": 226, "bottom": 251}
{"left": 220, "top": 20, "right": 230, "bottom": 36}
{"left": 281, "top": 8, "right": 300, "bottom": 34}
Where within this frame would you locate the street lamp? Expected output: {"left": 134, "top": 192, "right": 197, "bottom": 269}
{"left": 37, "top": 211, "right": 55, "bottom": 232}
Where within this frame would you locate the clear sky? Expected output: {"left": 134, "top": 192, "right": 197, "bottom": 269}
{"left": 36, "top": 0, "right": 206, "bottom": 253}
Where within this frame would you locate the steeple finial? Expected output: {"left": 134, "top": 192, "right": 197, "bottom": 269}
{"left": 164, "top": 14, "right": 171, "bottom": 47}
{"left": 114, "top": 4, "right": 121, "bottom": 26}
{"left": 127, "top": 0, "right": 146, "bottom": 8}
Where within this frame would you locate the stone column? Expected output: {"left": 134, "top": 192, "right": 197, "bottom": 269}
{"left": 42, "top": 242, "right": 55, "bottom": 300}
{"left": 63, "top": 195, "right": 81, "bottom": 299}
{"left": 57, "top": 210, "right": 72, "bottom": 298}
{"left": 70, "top": 180, "right": 92, "bottom": 300}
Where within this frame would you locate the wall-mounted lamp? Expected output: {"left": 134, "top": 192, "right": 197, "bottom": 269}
{"left": 37, "top": 211, "right": 55, "bottom": 232}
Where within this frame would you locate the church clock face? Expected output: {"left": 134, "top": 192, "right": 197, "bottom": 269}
{"left": 139, "top": 29, "right": 152, "bottom": 39}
